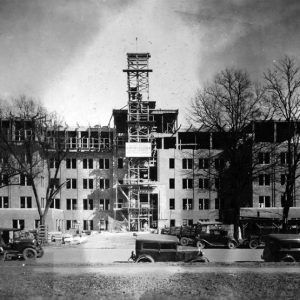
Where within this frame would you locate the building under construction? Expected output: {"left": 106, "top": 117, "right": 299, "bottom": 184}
{"left": 1, "top": 52, "right": 300, "bottom": 232}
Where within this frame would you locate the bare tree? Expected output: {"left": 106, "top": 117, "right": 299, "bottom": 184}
{"left": 0, "top": 98, "right": 27, "bottom": 189}
{"left": 0, "top": 149, "right": 21, "bottom": 189}
{"left": 264, "top": 56, "right": 300, "bottom": 230}
{"left": 189, "top": 68, "right": 268, "bottom": 239}
{"left": 0, "top": 96, "right": 68, "bottom": 226}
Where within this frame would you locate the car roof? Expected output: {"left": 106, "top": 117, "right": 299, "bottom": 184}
{"left": 136, "top": 234, "right": 178, "bottom": 243}
{"left": 267, "top": 233, "right": 300, "bottom": 241}
{"left": 0, "top": 228, "right": 22, "bottom": 232}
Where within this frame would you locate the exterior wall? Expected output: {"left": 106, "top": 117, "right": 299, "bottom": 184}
{"left": 2, "top": 119, "right": 300, "bottom": 232}
{"left": 0, "top": 207, "right": 64, "bottom": 231}
{"left": 157, "top": 148, "right": 219, "bottom": 228}
{"left": 244, "top": 120, "right": 300, "bottom": 220}
{"left": 0, "top": 144, "right": 130, "bottom": 232}
{"left": 252, "top": 142, "right": 300, "bottom": 216}
{"left": 54, "top": 151, "right": 116, "bottom": 231}
{"left": 0, "top": 209, "right": 40, "bottom": 229}
{"left": 0, "top": 168, "right": 47, "bottom": 229}
{"left": 0, "top": 150, "right": 118, "bottom": 232}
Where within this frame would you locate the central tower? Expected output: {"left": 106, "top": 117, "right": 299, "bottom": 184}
{"left": 123, "top": 53, "right": 157, "bottom": 231}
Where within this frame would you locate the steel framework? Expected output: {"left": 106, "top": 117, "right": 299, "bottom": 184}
{"left": 122, "top": 53, "right": 157, "bottom": 231}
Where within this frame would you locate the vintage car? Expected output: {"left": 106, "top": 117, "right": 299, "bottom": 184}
{"left": 262, "top": 233, "right": 300, "bottom": 262}
{"left": 0, "top": 228, "right": 44, "bottom": 261}
{"left": 196, "top": 228, "right": 238, "bottom": 249}
{"left": 129, "top": 234, "right": 209, "bottom": 263}
{"left": 161, "top": 225, "right": 201, "bottom": 246}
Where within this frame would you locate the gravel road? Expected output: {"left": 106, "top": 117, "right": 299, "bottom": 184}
{"left": 1, "top": 262, "right": 300, "bottom": 299}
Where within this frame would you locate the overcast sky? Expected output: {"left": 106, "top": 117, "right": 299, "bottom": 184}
{"left": 0, "top": 0, "right": 300, "bottom": 126}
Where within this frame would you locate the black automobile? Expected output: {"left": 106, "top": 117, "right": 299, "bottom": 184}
{"left": 196, "top": 229, "right": 238, "bottom": 249}
{"left": 0, "top": 228, "right": 44, "bottom": 261}
{"left": 161, "top": 225, "right": 202, "bottom": 246}
{"left": 129, "top": 234, "right": 209, "bottom": 263}
{"left": 262, "top": 233, "right": 300, "bottom": 262}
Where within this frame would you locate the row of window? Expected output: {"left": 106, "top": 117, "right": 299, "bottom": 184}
{"left": 169, "top": 178, "right": 214, "bottom": 189}
{"left": 3, "top": 173, "right": 289, "bottom": 189}
{"left": 0, "top": 197, "right": 113, "bottom": 210}
{"left": 51, "top": 198, "right": 113, "bottom": 211}
{"left": 5, "top": 171, "right": 294, "bottom": 190}
{"left": 0, "top": 195, "right": 294, "bottom": 210}
{"left": 1, "top": 174, "right": 111, "bottom": 190}
{"left": 258, "top": 174, "right": 290, "bottom": 186}
{"left": 168, "top": 152, "right": 290, "bottom": 171}
{"left": 51, "top": 178, "right": 110, "bottom": 190}
{"left": 168, "top": 174, "right": 290, "bottom": 189}
{"left": 169, "top": 198, "right": 218, "bottom": 210}
{"left": 9, "top": 219, "right": 94, "bottom": 231}
{"left": 258, "top": 152, "right": 290, "bottom": 165}
{"left": 11, "top": 217, "right": 210, "bottom": 231}
{"left": 51, "top": 158, "right": 124, "bottom": 169}
{"left": 0, "top": 196, "right": 215, "bottom": 210}
{"left": 61, "top": 220, "right": 94, "bottom": 231}
{"left": 257, "top": 195, "right": 293, "bottom": 208}
{"left": 169, "top": 196, "right": 294, "bottom": 210}
{"left": 169, "top": 158, "right": 224, "bottom": 170}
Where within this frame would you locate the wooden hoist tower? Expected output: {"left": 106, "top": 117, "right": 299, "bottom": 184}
{"left": 123, "top": 53, "right": 157, "bottom": 231}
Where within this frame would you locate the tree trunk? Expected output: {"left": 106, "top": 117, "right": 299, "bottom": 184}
{"left": 39, "top": 215, "right": 45, "bottom": 226}
{"left": 282, "top": 190, "right": 292, "bottom": 233}
{"left": 233, "top": 205, "right": 240, "bottom": 241}
{"left": 282, "top": 206, "right": 289, "bottom": 233}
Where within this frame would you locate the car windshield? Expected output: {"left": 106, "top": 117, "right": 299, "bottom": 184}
{"left": 14, "top": 231, "right": 34, "bottom": 240}
{"left": 210, "top": 230, "right": 220, "bottom": 235}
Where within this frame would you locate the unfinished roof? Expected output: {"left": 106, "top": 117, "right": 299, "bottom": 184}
{"left": 127, "top": 53, "right": 151, "bottom": 59}
{"left": 152, "top": 109, "right": 178, "bottom": 115}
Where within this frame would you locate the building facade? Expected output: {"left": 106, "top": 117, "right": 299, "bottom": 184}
{"left": 1, "top": 53, "right": 300, "bottom": 232}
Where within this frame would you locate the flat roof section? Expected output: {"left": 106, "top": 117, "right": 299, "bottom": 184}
{"left": 127, "top": 53, "right": 151, "bottom": 58}
{"left": 152, "top": 109, "right": 178, "bottom": 115}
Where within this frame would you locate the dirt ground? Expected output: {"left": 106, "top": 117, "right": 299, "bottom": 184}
{"left": 1, "top": 262, "right": 300, "bottom": 299}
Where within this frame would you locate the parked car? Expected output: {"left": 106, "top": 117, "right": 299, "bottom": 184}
{"left": 129, "top": 234, "right": 209, "bottom": 263}
{"left": 161, "top": 226, "right": 181, "bottom": 236}
{"left": 196, "top": 228, "right": 238, "bottom": 249}
{"left": 161, "top": 222, "right": 225, "bottom": 246}
{"left": 0, "top": 228, "right": 44, "bottom": 261}
{"left": 239, "top": 217, "right": 282, "bottom": 249}
{"left": 262, "top": 233, "right": 300, "bottom": 262}
{"left": 161, "top": 225, "right": 202, "bottom": 246}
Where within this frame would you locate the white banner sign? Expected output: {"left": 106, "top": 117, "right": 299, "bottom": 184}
{"left": 125, "top": 142, "right": 152, "bottom": 157}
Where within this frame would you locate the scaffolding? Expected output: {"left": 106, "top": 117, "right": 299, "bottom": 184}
{"left": 120, "top": 53, "right": 157, "bottom": 231}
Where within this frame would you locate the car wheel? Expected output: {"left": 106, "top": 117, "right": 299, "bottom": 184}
{"left": 23, "top": 248, "right": 37, "bottom": 260}
{"left": 196, "top": 241, "right": 206, "bottom": 249}
{"left": 136, "top": 255, "right": 154, "bottom": 263}
{"left": 180, "top": 237, "right": 189, "bottom": 246}
{"left": 249, "top": 239, "right": 259, "bottom": 249}
{"left": 227, "top": 241, "right": 237, "bottom": 249}
{"left": 281, "top": 256, "right": 296, "bottom": 263}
